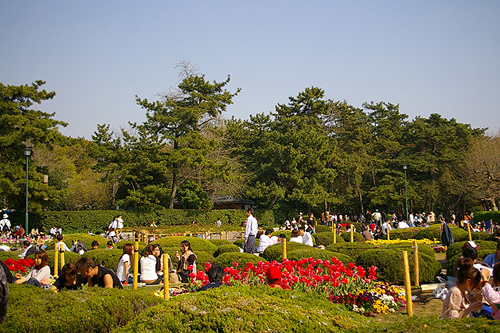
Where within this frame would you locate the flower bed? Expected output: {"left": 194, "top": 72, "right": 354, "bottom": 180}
{"left": 156, "top": 256, "right": 406, "bottom": 316}
{"left": 3, "top": 257, "right": 35, "bottom": 275}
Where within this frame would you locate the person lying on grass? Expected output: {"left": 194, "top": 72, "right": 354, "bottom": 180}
{"left": 75, "top": 257, "right": 123, "bottom": 289}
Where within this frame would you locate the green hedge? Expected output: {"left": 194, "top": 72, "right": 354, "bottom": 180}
{"left": 115, "top": 240, "right": 147, "bottom": 250}
{"left": 383, "top": 243, "right": 436, "bottom": 258}
{"left": 261, "top": 242, "right": 311, "bottom": 262}
{"left": 286, "top": 249, "right": 353, "bottom": 264}
{"left": 356, "top": 249, "right": 441, "bottom": 285}
{"left": 232, "top": 239, "right": 260, "bottom": 248}
{"left": 213, "top": 252, "right": 266, "bottom": 268}
{"left": 45, "top": 233, "right": 110, "bottom": 250}
{"left": 446, "top": 250, "right": 493, "bottom": 276}
{"left": 414, "top": 224, "right": 469, "bottom": 242}
{"left": 340, "top": 231, "right": 364, "bottom": 243}
{"left": 315, "top": 225, "right": 332, "bottom": 233}
{"left": 26, "top": 209, "right": 278, "bottom": 233}
{"left": 209, "top": 239, "right": 234, "bottom": 247}
{"left": 0, "top": 284, "right": 161, "bottom": 333}
{"left": 474, "top": 211, "right": 500, "bottom": 223}
{"left": 471, "top": 231, "right": 492, "bottom": 241}
{"left": 445, "top": 240, "right": 498, "bottom": 261}
{"left": 325, "top": 243, "right": 374, "bottom": 261}
{"left": 313, "top": 232, "right": 345, "bottom": 246}
{"left": 214, "top": 244, "right": 241, "bottom": 257}
{"left": 151, "top": 236, "right": 218, "bottom": 253}
{"left": 388, "top": 227, "right": 421, "bottom": 240}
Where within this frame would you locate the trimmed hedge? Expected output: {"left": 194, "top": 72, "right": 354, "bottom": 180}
{"left": 471, "top": 231, "right": 492, "bottom": 241}
{"left": 214, "top": 244, "right": 241, "bottom": 257}
{"left": 115, "top": 240, "right": 147, "bottom": 250}
{"left": 286, "top": 249, "right": 353, "bottom": 264}
{"left": 474, "top": 211, "right": 500, "bottom": 223}
{"left": 151, "top": 236, "right": 218, "bottom": 253}
{"left": 315, "top": 225, "right": 332, "bottom": 233}
{"left": 209, "top": 239, "right": 234, "bottom": 247}
{"left": 414, "top": 224, "right": 469, "bottom": 242}
{"left": 232, "top": 239, "right": 260, "bottom": 249}
{"left": 213, "top": 252, "right": 266, "bottom": 268}
{"left": 45, "top": 233, "right": 110, "bottom": 250}
{"left": 313, "top": 232, "right": 345, "bottom": 246}
{"left": 356, "top": 249, "right": 441, "bottom": 285}
{"left": 445, "top": 240, "right": 498, "bottom": 261}
{"left": 325, "top": 243, "right": 373, "bottom": 261}
{"left": 0, "top": 284, "right": 162, "bottom": 333}
{"left": 261, "top": 242, "right": 311, "bottom": 262}
{"left": 340, "top": 231, "right": 364, "bottom": 243}
{"left": 446, "top": 250, "right": 493, "bottom": 276}
{"left": 388, "top": 227, "right": 421, "bottom": 240}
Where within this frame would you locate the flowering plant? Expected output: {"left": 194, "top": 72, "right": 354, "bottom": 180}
{"left": 433, "top": 246, "right": 446, "bottom": 253}
{"left": 3, "top": 257, "right": 35, "bottom": 275}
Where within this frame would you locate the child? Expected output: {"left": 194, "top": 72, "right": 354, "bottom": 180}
{"left": 56, "top": 234, "right": 71, "bottom": 252}
{"left": 50, "top": 263, "right": 86, "bottom": 292}
{"left": 90, "top": 240, "right": 99, "bottom": 250}
{"left": 440, "top": 258, "right": 483, "bottom": 319}
{"left": 75, "top": 257, "right": 122, "bottom": 289}
{"left": 13, "top": 250, "right": 51, "bottom": 287}
{"left": 106, "top": 240, "right": 114, "bottom": 249}
{"left": 116, "top": 243, "right": 134, "bottom": 285}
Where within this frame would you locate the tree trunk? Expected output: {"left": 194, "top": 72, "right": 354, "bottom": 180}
{"left": 267, "top": 195, "right": 278, "bottom": 210}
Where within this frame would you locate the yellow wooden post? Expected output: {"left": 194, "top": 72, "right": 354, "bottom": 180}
{"left": 350, "top": 225, "right": 354, "bottom": 243}
{"left": 468, "top": 223, "right": 472, "bottom": 241}
{"left": 282, "top": 239, "right": 287, "bottom": 260}
{"left": 60, "top": 251, "right": 65, "bottom": 269}
{"left": 163, "top": 253, "right": 169, "bottom": 300}
{"left": 225, "top": 231, "right": 228, "bottom": 241}
{"left": 54, "top": 243, "right": 59, "bottom": 276}
{"left": 413, "top": 241, "right": 420, "bottom": 287}
{"left": 333, "top": 224, "right": 337, "bottom": 244}
{"left": 402, "top": 251, "right": 413, "bottom": 317}
{"left": 133, "top": 241, "right": 139, "bottom": 289}
{"left": 387, "top": 227, "right": 390, "bottom": 240}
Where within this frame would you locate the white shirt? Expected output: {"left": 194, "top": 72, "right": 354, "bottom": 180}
{"left": 140, "top": 255, "right": 158, "bottom": 281}
{"left": 398, "top": 221, "right": 409, "bottom": 228}
{"left": 57, "top": 241, "right": 71, "bottom": 252}
{"left": 25, "top": 265, "right": 51, "bottom": 281}
{"left": 18, "top": 245, "right": 33, "bottom": 259}
{"left": 302, "top": 232, "right": 314, "bottom": 247}
{"left": 116, "top": 254, "right": 130, "bottom": 282}
{"left": 290, "top": 236, "right": 303, "bottom": 244}
{"left": 109, "top": 220, "right": 118, "bottom": 229}
{"left": 116, "top": 218, "right": 124, "bottom": 229}
{"left": 270, "top": 236, "right": 279, "bottom": 244}
{"left": 259, "top": 235, "right": 274, "bottom": 253}
{"left": 244, "top": 215, "right": 258, "bottom": 241}
{"left": 381, "top": 222, "right": 392, "bottom": 234}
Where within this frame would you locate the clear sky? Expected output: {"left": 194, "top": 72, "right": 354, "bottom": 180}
{"left": 1, "top": 0, "right": 499, "bottom": 139}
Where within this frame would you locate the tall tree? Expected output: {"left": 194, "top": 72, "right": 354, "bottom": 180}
{"left": 0, "top": 81, "right": 67, "bottom": 211}
{"left": 136, "top": 74, "right": 240, "bottom": 208}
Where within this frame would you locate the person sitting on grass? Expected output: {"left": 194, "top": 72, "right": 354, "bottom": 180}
{"left": 258, "top": 229, "right": 274, "bottom": 253}
{"left": 173, "top": 240, "right": 197, "bottom": 283}
{"left": 116, "top": 243, "right": 135, "bottom": 285}
{"left": 197, "top": 264, "right": 228, "bottom": 291}
{"left": 480, "top": 262, "right": 500, "bottom": 319}
{"left": 56, "top": 234, "right": 71, "bottom": 252}
{"left": 140, "top": 244, "right": 163, "bottom": 285}
{"left": 13, "top": 250, "right": 51, "bottom": 287}
{"left": 266, "top": 265, "right": 290, "bottom": 290}
{"left": 298, "top": 226, "right": 313, "bottom": 247}
{"left": 289, "top": 229, "right": 303, "bottom": 244}
{"left": 440, "top": 257, "right": 483, "bottom": 319}
{"left": 90, "top": 240, "right": 99, "bottom": 250}
{"left": 106, "top": 240, "right": 114, "bottom": 249}
{"left": 50, "top": 263, "right": 86, "bottom": 292}
{"left": 18, "top": 240, "right": 37, "bottom": 259}
{"left": 75, "top": 257, "right": 123, "bottom": 289}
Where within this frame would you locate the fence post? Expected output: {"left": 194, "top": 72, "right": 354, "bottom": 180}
{"left": 60, "top": 251, "right": 65, "bottom": 269}
{"left": 468, "top": 223, "right": 472, "bottom": 241}
{"left": 163, "top": 253, "right": 169, "bottom": 300}
{"left": 225, "top": 231, "right": 228, "bottom": 240}
{"left": 402, "top": 251, "right": 413, "bottom": 317}
{"left": 282, "top": 239, "right": 287, "bottom": 260}
{"left": 413, "top": 240, "right": 420, "bottom": 287}
{"left": 133, "top": 241, "right": 139, "bottom": 289}
{"left": 387, "top": 227, "right": 390, "bottom": 240}
{"left": 54, "top": 243, "right": 58, "bottom": 276}
{"left": 350, "top": 225, "right": 354, "bottom": 243}
{"left": 333, "top": 224, "right": 337, "bottom": 244}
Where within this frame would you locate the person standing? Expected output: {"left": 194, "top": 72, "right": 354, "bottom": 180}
{"left": 0, "top": 214, "right": 10, "bottom": 235}
{"left": 244, "top": 208, "right": 258, "bottom": 254}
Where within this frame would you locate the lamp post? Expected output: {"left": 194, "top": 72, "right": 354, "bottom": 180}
{"left": 403, "top": 164, "right": 408, "bottom": 222}
{"left": 24, "top": 147, "right": 32, "bottom": 236}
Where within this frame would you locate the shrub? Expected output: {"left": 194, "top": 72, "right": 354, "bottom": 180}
{"left": 213, "top": 252, "right": 266, "bottom": 268}
{"left": 356, "top": 249, "right": 441, "bottom": 285}
{"left": 313, "top": 232, "right": 345, "bottom": 246}
{"left": 214, "top": 244, "right": 241, "bottom": 257}
{"left": 474, "top": 211, "right": 500, "bottom": 223}
{"left": 325, "top": 243, "right": 373, "bottom": 261}
{"left": 0, "top": 284, "right": 161, "bottom": 333}
{"left": 340, "top": 231, "right": 364, "bottom": 243}
{"left": 115, "top": 240, "right": 147, "bottom": 250}
{"left": 388, "top": 227, "right": 420, "bottom": 240}
{"left": 445, "top": 240, "right": 498, "bottom": 261}
{"left": 271, "top": 230, "right": 292, "bottom": 240}
{"left": 446, "top": 250, "right": 493, "bottom": 276}
{"left": 471, "top": 231, "right": 492, "bottom": 241}
{"left": 286, "top": 248, "right": 353, "bottom": 264}
{"left": 232, "top": 239, "right": 259, "bottom": 248}
{"left": 414, "top": 224, "right": 469, "bottom": 242}
{"left": 261, "top": 242, "right": 311, "bottom": 262}
{"left": 209, "top": 239, "right": 234, "bottom": 247}
{"left": 315, "top": 225, "right": 332, "bottom": 233}
{"left": 119, "top": 285, "right": 367, "bottom": 332}
{"left": 384, "top": 243, "right": 436, "bottom": 258}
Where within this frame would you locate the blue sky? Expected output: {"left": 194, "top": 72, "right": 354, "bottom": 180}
{"left": 1, "top": 1, "right": 499, "bottom": 139}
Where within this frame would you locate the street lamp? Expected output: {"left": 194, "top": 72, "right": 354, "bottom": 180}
{"left": 403, "top": 164, "right": 408, "bottom": 223}
{"left": 24, "top": 146, "right": 32, "bottom": 236}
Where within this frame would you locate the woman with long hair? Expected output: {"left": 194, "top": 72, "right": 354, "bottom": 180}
{"left": 174, "top": 240, "right": 196, "bottom": 283}
{"left": 13, "top": 250, "right": 51, "bottom": 287}
{"left": 116, "top": 243, "right": 134, "bottom": 284}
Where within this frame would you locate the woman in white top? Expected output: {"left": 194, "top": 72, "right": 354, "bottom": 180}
{"left": 14, "top": 250, "right": 51, "bottom": 287}
{"left": 116, "top": 243, "right": 134, "bottom": 284}
{"left": 140, "top": 244, "right": 162, "bottom": 285}
{"left": 289, "top": 229, "right": 303, "bottom": 244}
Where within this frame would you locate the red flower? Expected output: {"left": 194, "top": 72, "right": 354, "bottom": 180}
{"left": 205, "top": 262, "right": 212, "bottom": 272}
{"left": 331, "top": 279, "right": 339, "bottom": 287}
{"left": 233, "top": 262, "right": 239, "bottom": 267}
{"left": 341, "top": 277, "right": 349, "bottom": 285}
{"left": 188, "top": 265, "right": 194, "bottom": 271}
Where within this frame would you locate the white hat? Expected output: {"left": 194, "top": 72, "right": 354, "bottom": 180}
{"left": 2, "top": 214, "right": 7, "bottom": 218}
